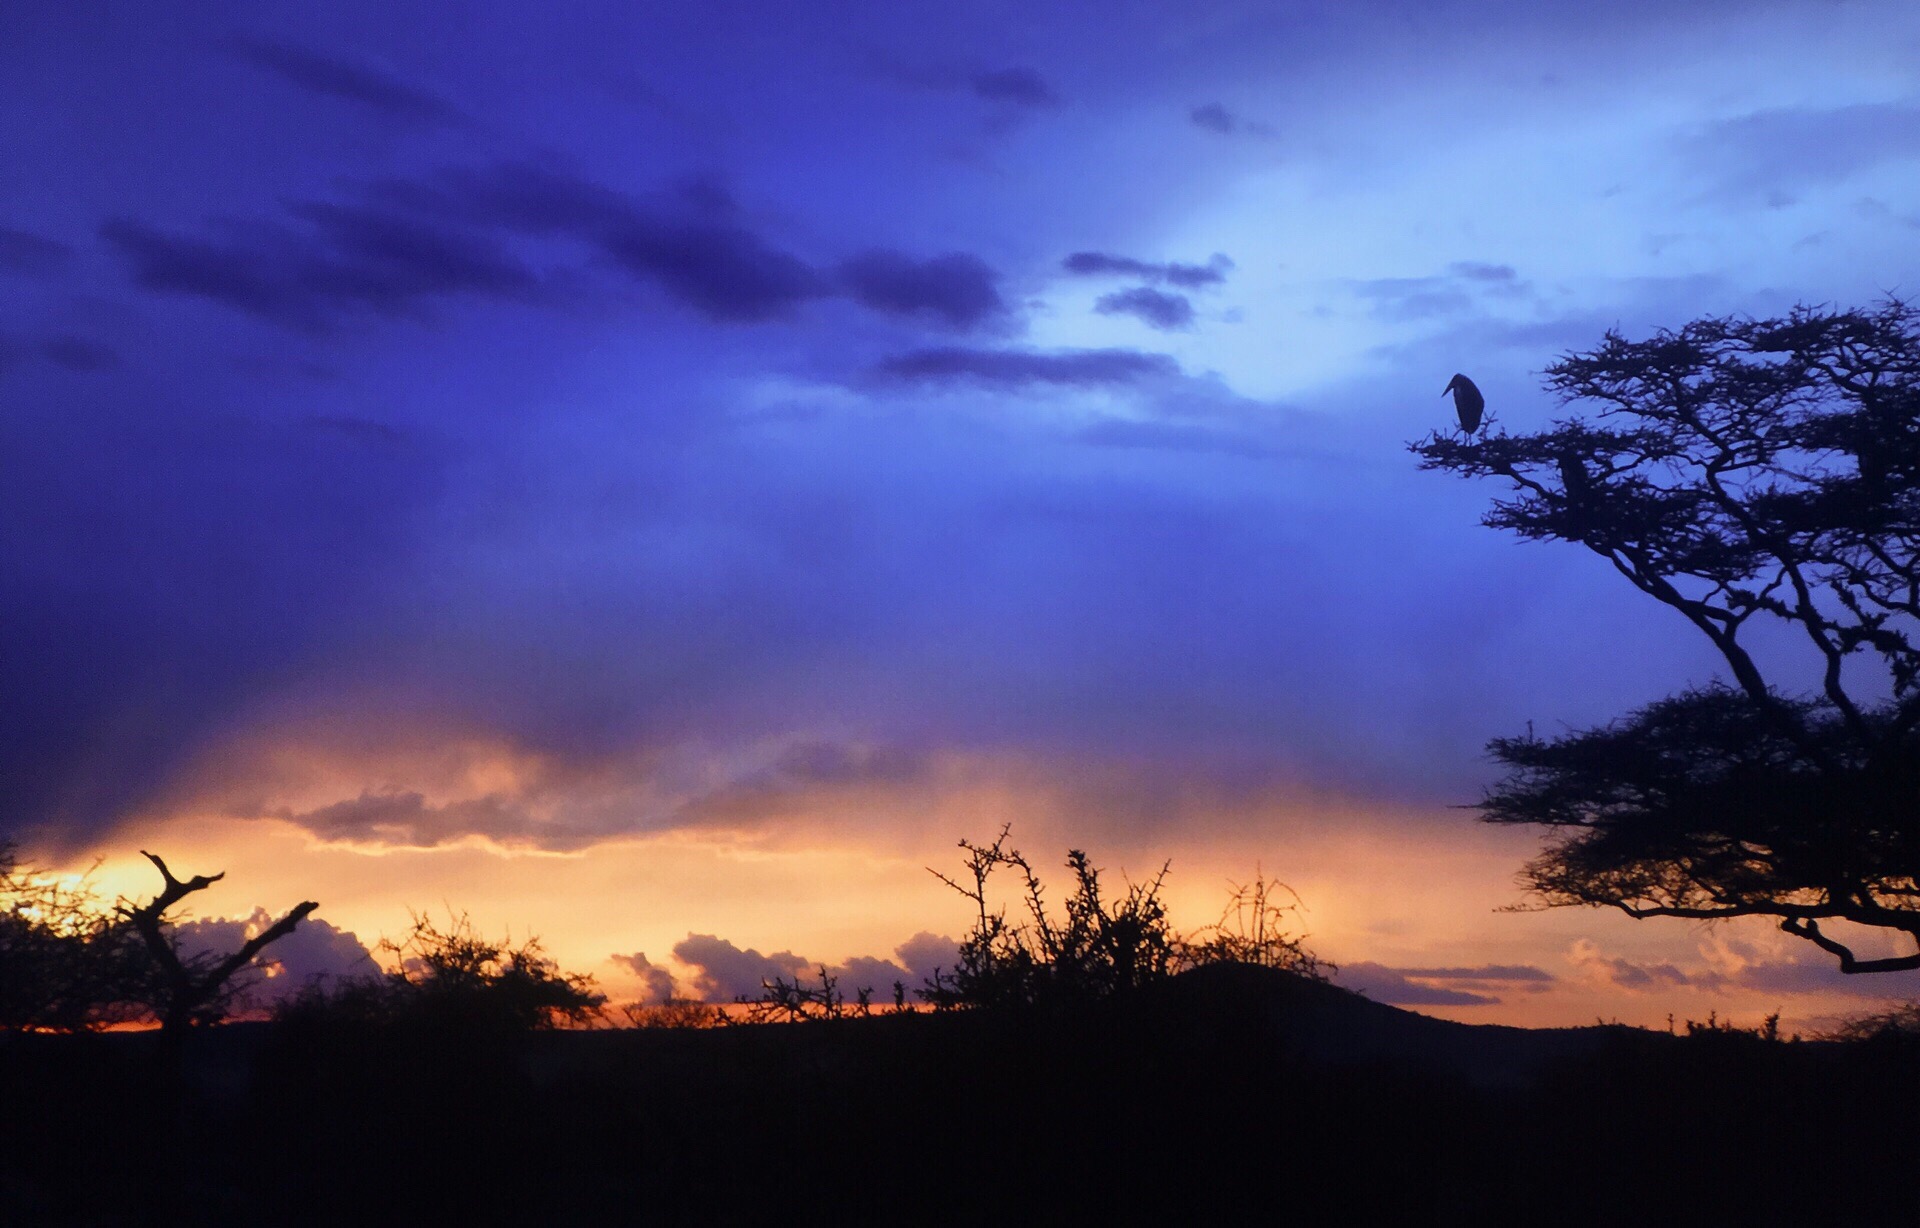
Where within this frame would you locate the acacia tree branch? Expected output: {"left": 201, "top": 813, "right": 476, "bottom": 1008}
{"left": 202, "top": 901, "right": 321, "bottom": 995}
{"left": 124, "top": 851, "right": 319, "bottom": 1030}
{"left": 1780, "top": 917, "right": 1920, "bottom": 974}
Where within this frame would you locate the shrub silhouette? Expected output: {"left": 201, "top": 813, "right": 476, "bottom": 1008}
{"left": 1180, "top": 867, "right": 1331, "bottom": 978}
{"left": 745, "top": 964, "right": 855, "bottom": 1022}
{"left": 920, "top": 826, "right": 1325, "bottom": 1010}
{"left": 620, "top": 996, "right": 726, "bottom": 1029}
{"left": 920, "top": 825, "right": 1178, "bottom": 1010}
{"left": 0, "top": 841, "right": 148, "bottom": 1031}
{"left": 276, "top": 909, "right": 602, "bottom": 1033}
{"left": 1821, "top": 1000, "right": 1920, "bottom": 1044}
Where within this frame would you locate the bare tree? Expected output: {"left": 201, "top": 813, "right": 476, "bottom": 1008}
{"left": 1411, "top": 299, "right": 1920, "bottom": 971}
{"left": 124, "top": 851, "right": 318, "bottom": 1034}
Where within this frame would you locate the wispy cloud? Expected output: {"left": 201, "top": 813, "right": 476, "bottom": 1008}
{"left": 228, "top": 36, "right": 467, "bottom": 126}
{"left": 874, "top": 345, "right": 1179, "bottom": 386}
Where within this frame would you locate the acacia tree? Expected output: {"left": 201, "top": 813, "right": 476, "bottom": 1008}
{"left": 1412, "top": 299, "right": 1920, "bottom": 972}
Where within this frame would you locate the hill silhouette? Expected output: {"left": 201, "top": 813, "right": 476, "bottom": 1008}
{"left": 5, "top": 963, "right": 1914, "bottom": 1224}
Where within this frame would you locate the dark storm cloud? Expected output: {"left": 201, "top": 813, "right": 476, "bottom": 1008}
{"left": 1095, "top": 286, "right": 1194, "bottom": 331}
{"left": 100, "top": 205, "right": 538, "bottom": 331}
{"left": 599, "top": 214, "right": 827, "bottom": 322}
{"left": 0, "top": 397, "right": 442, "bottom": 847}
{"left": 0, "top": 226, "right": 75, "bottom": 276}
{"left": 228, "top": 36, "right": 466, "bottom": 126}
{"left": 874, "top": 345, "right": 1178, "bottom": 386}
{"left": 1683, "top": 102, "right": 1920, "bottom": 205}
{"left": 1337, "top": 962, "right": 1500, "bottom": 1007}
{"left": 104, "top": 161, "right": 1024, "bottom": 328}
{"left": 278, "top": 790, "right": 540, "bottom": 849}
{"left": 1062, "top": 251, "right": 1233, "bottom": 288}
{"left": 370, "top": 161, "right": 828, "bottom": 321}
{"left": 40, "top": 336, "right": 121, "bottom": 372}
{"left": 837, "top": 250, "right": 1007, "bottom": 330}
{"left": 969, "top": 67, "right": 1060, "bottom": 108}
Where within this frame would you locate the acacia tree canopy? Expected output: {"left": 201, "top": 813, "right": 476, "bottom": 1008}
{"left": 1411, "top": 298, "right": 1920, "bottom": 973}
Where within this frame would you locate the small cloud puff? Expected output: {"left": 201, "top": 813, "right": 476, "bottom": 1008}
{"left": 1189, "top": 102, "right": 1273, "bottom": 139}
{"left": 1063, "top": 251, "right": 1234, "bottom": 288}
{"left": 1095, "top": 287, "right": 1194, "bottom": 331}
{"left": 970, "top": 68, "right": 1060, "bottom": 109}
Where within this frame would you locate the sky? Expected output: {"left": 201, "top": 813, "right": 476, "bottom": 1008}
{"left": 5, "top": 0, "right": 1920, "bottom": 1030}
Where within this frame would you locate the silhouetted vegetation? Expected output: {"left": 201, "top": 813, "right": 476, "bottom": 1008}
{"left": 275, "top": 909, "right": 603, "bottom": 1033}
{"left": 619, "top": 995, "right": 726, "bottom": 1029}
{"left": 0, "top": 841, "right": 148, "bottom": 1030}
{"left": 919, "top": 826, "right": 1180, "bottom": 1009}
{"left": 1821, "top": 999, "right": 1920, "bottom": 1044}
{"left": 919, "top": 826, "right": 1326, "bottom": 1011}
{"left": 7, "top": 957, "right": 1918, "bottom": 1224}
{"left": 745, "top": 964, "right": 864, "bottom": 1021}
{"left": 1413, "top": 299, "right": 1920, "bottom": 973}
{"left": 128, "top": 851, "right": 318, "bottom": 1040}
{"left": 1181, "top": 865, "right": 1331, "bottom": 977}
{"left": 4, "top": 833, "right": 1919, "bottom": 1223}
{"left": 0, "top": 843, "right": 314, "bottom": 1036}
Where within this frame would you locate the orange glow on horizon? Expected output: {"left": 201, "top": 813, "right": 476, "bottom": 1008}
{"left": 32, "top": 763, "right": 1919, "bottom": 1038}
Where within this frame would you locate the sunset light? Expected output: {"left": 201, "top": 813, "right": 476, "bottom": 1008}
{"left": 6, "top": 4, "right": 1920, "bottom": 1218}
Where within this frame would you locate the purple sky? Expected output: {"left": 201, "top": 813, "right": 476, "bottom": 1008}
{"left": 5, "top": 2, "right": 1920, "bottom": 1021}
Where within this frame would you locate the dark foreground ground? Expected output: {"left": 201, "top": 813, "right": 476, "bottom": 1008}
{"left": 5, "top": 965, "right": 1916, "bottom": 1225}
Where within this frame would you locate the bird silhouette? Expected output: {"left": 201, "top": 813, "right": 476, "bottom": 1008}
{"left": 1442, "top": 373, "right": 1485, "bottom": 434}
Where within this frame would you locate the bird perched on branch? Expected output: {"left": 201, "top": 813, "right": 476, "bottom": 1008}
{"left": 1442, "top": 373, "right": 1485, "bottom": 434}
